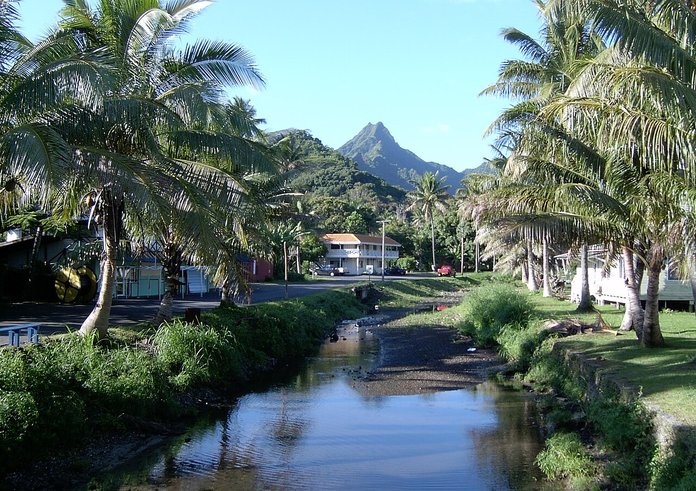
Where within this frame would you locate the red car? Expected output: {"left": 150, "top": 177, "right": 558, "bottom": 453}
{"left": 436, "top": 265, "right": 456, "bottom": 277}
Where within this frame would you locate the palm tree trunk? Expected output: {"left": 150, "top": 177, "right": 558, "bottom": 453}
{"left": 154, "top": 269, "right": 180, "bottom": 325}
{"left": 154, "top": 235, "right": 183, "bottom": 325}
{"left": 296, "top": 245, "right": 301, "bottom": 274}
{"left": 690, "top": 253, "right": 696, "bottom": 317}
{"left": 620, "top": 247, "right": 644, "bottom": 338}
{"left": 283, "top": 241, "right": 289, "bottom": 299}
{"left": 542, "top": 238, "right": 551, "bottom": 297}
{"left": 25, "top": 225, "right": 43, "bottom": 299}
{"left": 642, "top": 245, "right": 665, "bottom": 347}
{"left": 430, "top": 217, "right": 436, "bottom": 270}
{"left": 460, "top": 235, "right": 465, "bottom": 274}
{"left": 527, "top": 239, "right": 538, "bottom": 291}
{"left": 220, "top": 276, "right": 233, "bottom": 307}
{"left": 79, "top": 229, "right": 116, "bottom": 338}
{"left": 521, "top": 250, "right": 528, "bottom": 283}
{"left": 79, "top": 191, "right": 123, "bottom": 339}
{"left": 576, "top": 242, "right": 593, "bottom": 312}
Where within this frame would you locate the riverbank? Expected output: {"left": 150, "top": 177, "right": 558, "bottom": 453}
{"left": 527, "top": 294, "right": 696, "bottom": 489}
{"left": 446, "top": 281, "right": 696, "bottom": 489}
{"left": 1, "top": 276, "right": 476, "bottom": 489}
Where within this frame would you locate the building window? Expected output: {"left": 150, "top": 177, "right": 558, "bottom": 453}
{"left": 331, "top": 244, "right": 340, "bottom": 249}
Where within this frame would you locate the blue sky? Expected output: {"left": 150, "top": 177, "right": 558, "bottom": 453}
{"left": 17, "top": 0, "right": 541, "bottom": 171}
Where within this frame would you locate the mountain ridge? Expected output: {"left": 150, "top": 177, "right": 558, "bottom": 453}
{"left": 338, "top": 122, "right": 486, "bottom": 191}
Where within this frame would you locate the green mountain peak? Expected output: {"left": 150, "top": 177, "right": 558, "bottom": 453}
{"left": 338, "top": 123, "right": 466, "bottom": 191}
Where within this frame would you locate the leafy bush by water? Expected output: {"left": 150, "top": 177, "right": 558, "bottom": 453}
{"left": 455, "top": 284, "right": 535, "bottom": 347}
{"left": 495, "top": 321, "right": 546, "bottom": 371}
{"left": 586, "top": 397, "right": 654, "bottom": 486}
{"left": 535, "top": 432, "right": 598, "bottom": 488}
{"left": 153, "top": 319, "right": 244, "bottom": 389}
{"left": 0, "top": 390, "right": 38, "bottom": 446}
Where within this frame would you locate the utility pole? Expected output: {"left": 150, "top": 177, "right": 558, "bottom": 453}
{"left": 379, "top": 220, "right": 390, "bottom": 282}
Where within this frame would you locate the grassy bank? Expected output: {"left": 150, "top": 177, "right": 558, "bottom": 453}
{"left": 533, "top": 296, "right": 696, "bottom": 426}
{"left": 0, "top": 277, "right": 473, "bottom": 476}
{"left": 0, "top": 288, "right": 366, "bottom": 474}
{"left": 450, "top": 278, "right": 696, "bottom": 489}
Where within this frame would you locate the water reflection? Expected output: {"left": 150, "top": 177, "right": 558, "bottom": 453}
{"left": 95, "top": 326, "right": 547, "bottom": 490}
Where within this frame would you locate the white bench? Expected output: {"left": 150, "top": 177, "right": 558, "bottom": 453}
{"left": 0, "top": 323, "right": 41, "bottom": 347}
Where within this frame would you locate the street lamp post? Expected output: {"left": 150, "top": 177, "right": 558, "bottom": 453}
{"left": 379, "top": 220, "right": 390, "bottom": 282}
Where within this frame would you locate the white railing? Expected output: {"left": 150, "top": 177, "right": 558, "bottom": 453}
{"left": 326, "top": 250, "right": 399, "bottom": 259}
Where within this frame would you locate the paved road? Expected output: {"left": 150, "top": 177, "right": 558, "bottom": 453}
{"left": 0, "top": 275, "right": 418, "bottom": 337}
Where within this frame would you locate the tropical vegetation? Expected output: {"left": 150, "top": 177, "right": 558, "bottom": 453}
{"left": 467, "top": 0, "right": 696, "bottom": 349}
{"left": 0, "top": 286, "right": 365, "bottom": 475}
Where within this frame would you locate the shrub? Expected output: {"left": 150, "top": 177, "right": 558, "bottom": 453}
{"left": 86, "top": 347, "right": 173, "bottom": 416}
{"left": 587, "top": 398, "right": 653, "bottom": 455}
{"left": 495, "top": 322, "right": 544, "bottom": 370}
{"left": 455, "top": 284, "right": 535, "bottom": 347}
{"left": 523, "top": 339, "right": 586, "bottom": 400}
{"left": 586, "top": 397, "right": 654, "bottom": 485}
{"left": 203, "top": 289, "right": 364, "bottom": 367}
{"left": 153, "top": 319, "right": 244, "bottom": 389}
{"left": 649, "top": 441, "right": 696, "bottom": 490}
{"left": 669, "top": 467, "right": 696, "bottom": 491}
{"left": 535, "top": 432, "right": 598, "bottom": 487}
{"left": 0, "top": 390, "right": 38, "bottom": 446}
{"left": 396, "top": 256, "right": 417, "bottom": 271}
{"left": 0, "top": 349, "right": 30, "bottom": 392}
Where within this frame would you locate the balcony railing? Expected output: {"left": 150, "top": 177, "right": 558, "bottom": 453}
{"left": 326, "top": 249, "right": 399, "bottom": 259}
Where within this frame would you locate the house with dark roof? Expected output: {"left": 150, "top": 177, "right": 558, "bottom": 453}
{"left": 319, "top": 233, "right": 401, "bottom": 275}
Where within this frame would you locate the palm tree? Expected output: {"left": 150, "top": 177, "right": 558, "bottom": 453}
{"left": 0, "top": 3, "right": 107, "bottom": 218}
{"left": 544, "top": 0, "right": 696, "bottom": 346}
{"left": 51, "top": 0, "right": 266, "bottom": 337}
{"left": 408, "top": 171, "right": 449, "bottom": 270}
{"left": 264, "top": 221, "right": 306, "bottom": 298}
{"left": 480, "top": 1, "right": 603, "bottom": 298}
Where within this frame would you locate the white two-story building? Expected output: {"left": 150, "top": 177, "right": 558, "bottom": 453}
{"left": 319, "top": 233, "right": 401, "bottom": 275}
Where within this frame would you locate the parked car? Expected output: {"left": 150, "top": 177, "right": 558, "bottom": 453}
{"left": 384, "top": 266, "right": 406, "bottom": 276}
{"left": 436, "top": 265, "right": 456, "bottom": 277}
{"left": 310, "top": 264, "right": 344, "bottom": 276}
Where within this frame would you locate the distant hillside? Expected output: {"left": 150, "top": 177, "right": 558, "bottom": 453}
{"left": 338, "top": 122, "right": 489, "bottom": 191}
{"left": 267, "top": 129, "right": 407, "bottom": 205}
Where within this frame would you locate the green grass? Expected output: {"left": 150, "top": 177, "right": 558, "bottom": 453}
{"left": 372, "top": 272, "right": 495, "bottom": 309}
{"left": 535, "top": 432, "right": 599, "bottom": 488}
{"left": 0, "top": 287, "right": 367, "bottom": 473}
{"left": 528, "top": 294, "right": 696, "bottom": 425}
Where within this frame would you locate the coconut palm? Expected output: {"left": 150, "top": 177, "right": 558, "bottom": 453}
{"left": 408, "top": 171, "right": 449, "bottom": 270}
{"left": 48, "top": 0, "right": 266, "bottom": 337}
{"left": 480, "top": 1, "right": 603, "bottom": 298}
{"left": 543, "top": 0, "right": 696, "bottom": 346}
{"left": 0, "top": 3, "right": 108, "bottom": 216}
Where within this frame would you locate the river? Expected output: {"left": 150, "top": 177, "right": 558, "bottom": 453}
{"left": 92, "top": 323, "right": 549, "bottom": 490}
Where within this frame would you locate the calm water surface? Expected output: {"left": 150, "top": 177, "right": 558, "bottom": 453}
{"left": 98, "top": 325, "right": 548, "bottom": 490}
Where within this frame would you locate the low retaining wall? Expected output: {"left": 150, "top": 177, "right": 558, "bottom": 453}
{"left": 554, "top": 344, "right": 696, "bottom": 469}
